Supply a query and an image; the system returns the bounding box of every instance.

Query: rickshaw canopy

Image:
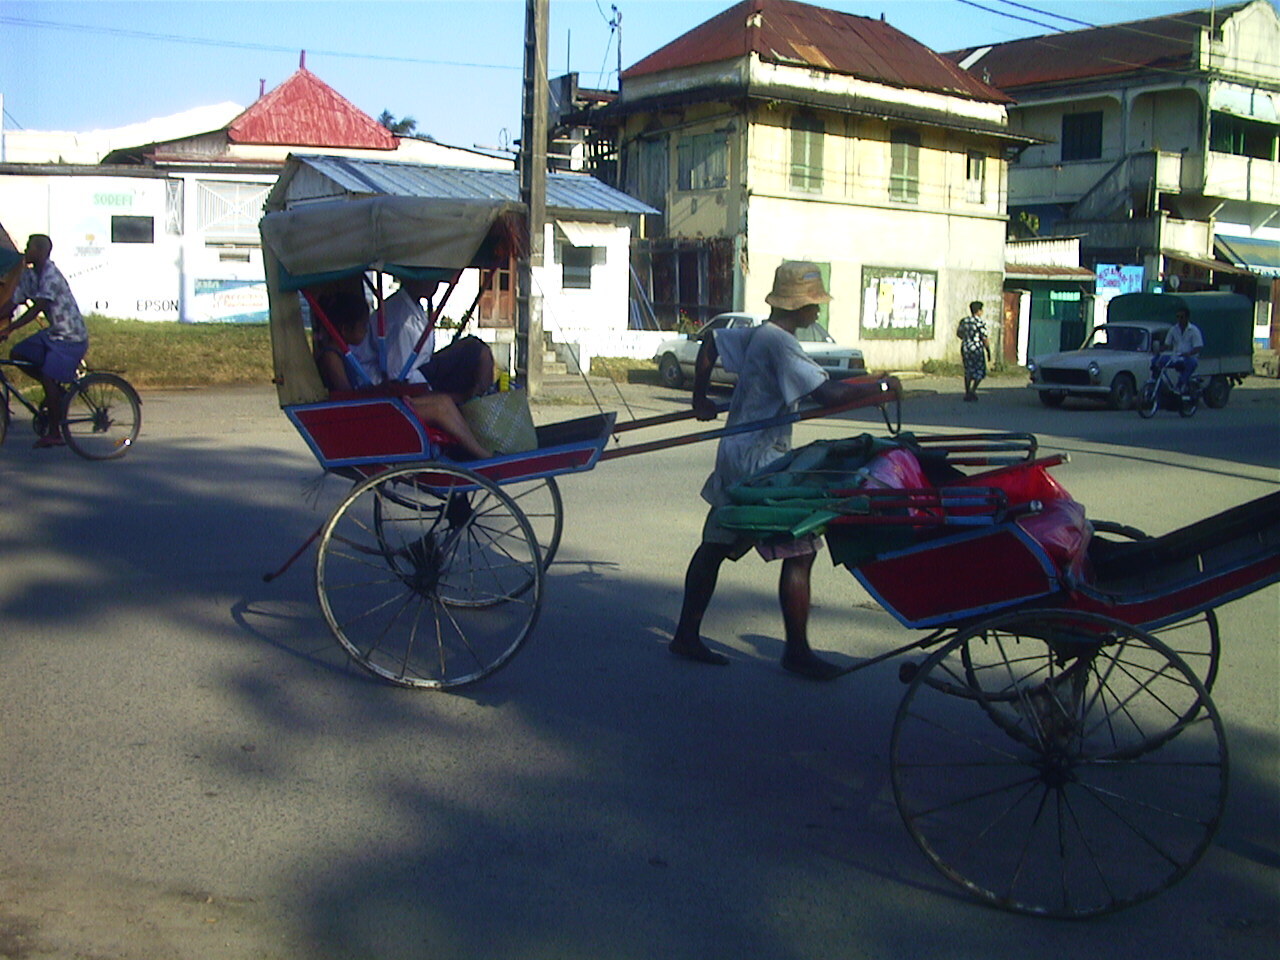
[259,195,523,290]
[259,194,523,406]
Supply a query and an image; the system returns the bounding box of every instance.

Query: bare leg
[407,392,493,460]
[670,541,733,665]
[778,553,840,680]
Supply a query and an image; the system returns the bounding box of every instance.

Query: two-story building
[950,0,1280,358]
[575,0,1034,370]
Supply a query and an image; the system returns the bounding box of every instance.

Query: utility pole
[517,0,549,396]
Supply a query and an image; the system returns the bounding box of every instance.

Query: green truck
[1028,292,1254,410]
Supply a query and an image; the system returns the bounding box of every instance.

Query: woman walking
[957,300,992,401]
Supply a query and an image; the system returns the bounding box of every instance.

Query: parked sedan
[1027,321,1167,410]
[653,312,867,389]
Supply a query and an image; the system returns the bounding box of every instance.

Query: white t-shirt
[1163,322,1204,357]
[701,321,828,507]
[379,288,437,383]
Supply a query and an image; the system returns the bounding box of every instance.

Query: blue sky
[1,1,1229,152]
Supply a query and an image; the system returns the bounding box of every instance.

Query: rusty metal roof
[228,68,397,150]
[622,0,1011,103]
[946,3,1253,90]
[285,154,657,216]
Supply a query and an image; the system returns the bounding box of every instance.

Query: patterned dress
[957,314,988,382]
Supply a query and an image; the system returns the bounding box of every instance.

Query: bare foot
[780,652,842,681]
[669,637,730,666]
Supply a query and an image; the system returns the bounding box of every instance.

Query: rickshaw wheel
[1089,520,1220,692]
[891,610,1227,918]
[317,463,543,690]
[500,477,564,571]
[372,475,562,582]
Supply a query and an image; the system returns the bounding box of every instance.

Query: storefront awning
[1216,235,1280,279]
[1004,263,1095,282]
[556,220,616,247]
[1161,251,1254,277]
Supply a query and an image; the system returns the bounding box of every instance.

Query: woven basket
[460,389,538,455]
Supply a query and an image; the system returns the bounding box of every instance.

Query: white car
[653,312,867,389]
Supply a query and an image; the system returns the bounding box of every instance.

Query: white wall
[0,173,184,320]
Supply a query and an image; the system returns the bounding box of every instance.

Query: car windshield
[1087,325,1147,352]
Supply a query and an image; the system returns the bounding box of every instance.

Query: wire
[953,0,1064,33]
[0,15,520,71]
[987,0,1096,30]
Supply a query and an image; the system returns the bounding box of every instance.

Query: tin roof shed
[268,154,656,218]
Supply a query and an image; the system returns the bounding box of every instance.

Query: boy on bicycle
[0,234,88,447]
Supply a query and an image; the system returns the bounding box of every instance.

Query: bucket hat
[764,261,832,310]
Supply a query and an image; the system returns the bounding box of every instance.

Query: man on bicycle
[1158,307,1203,398]
[0,234,88,447]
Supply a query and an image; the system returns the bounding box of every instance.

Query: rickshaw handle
[600,376,901,462]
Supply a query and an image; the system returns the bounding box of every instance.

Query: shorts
[421,336,491,397]
[11,330,87,383]
[701,505,822,562]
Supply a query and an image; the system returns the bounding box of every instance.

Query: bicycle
[0,358,141,459]
[1138,353,1202,419]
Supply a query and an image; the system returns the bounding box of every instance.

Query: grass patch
[921,358,1025,378]
[588,356,661,385]
[78,316,273,388]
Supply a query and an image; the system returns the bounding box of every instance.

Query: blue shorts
[11,330,87,382]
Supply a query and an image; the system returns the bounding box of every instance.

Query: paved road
[0,375,1276,959]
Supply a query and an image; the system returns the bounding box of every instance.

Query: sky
[0,0,1245,154]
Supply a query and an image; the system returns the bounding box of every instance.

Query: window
[676,132,727,190]
[626,135,669,208]
[790,114,824,192]
[196,179,271,244]
[561,245,595,289]
[1209,112,1277,161]
[966,151,986,203]
[111,215,154,244]
[890,129,920,203]
[1061,111,1103,161]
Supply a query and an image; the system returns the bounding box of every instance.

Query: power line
[0,15,521,72]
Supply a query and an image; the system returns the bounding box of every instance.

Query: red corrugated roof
[227,67,396,149]
[946,3,1253,90]
[622,0,1011,103]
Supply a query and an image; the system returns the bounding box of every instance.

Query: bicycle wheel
[317,463,543,690]
[1178,391,1199,418]
[60,373,141,459]
[891,610,1227,918]
[1137,379,1159,418]
[1089,521,1220,691]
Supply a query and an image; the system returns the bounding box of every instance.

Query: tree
[377,110,418,136]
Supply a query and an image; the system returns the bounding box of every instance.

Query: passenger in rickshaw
[312,286,495,460]
[382,277,495,401]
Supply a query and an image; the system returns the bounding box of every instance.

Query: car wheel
[1203,376,1230,409]
[658,353,685,389]
[1108,373,1137,410]
[1038,390,1065,408]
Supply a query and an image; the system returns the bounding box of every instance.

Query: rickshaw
[259,190,901,690]
[260,191,1279,919]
